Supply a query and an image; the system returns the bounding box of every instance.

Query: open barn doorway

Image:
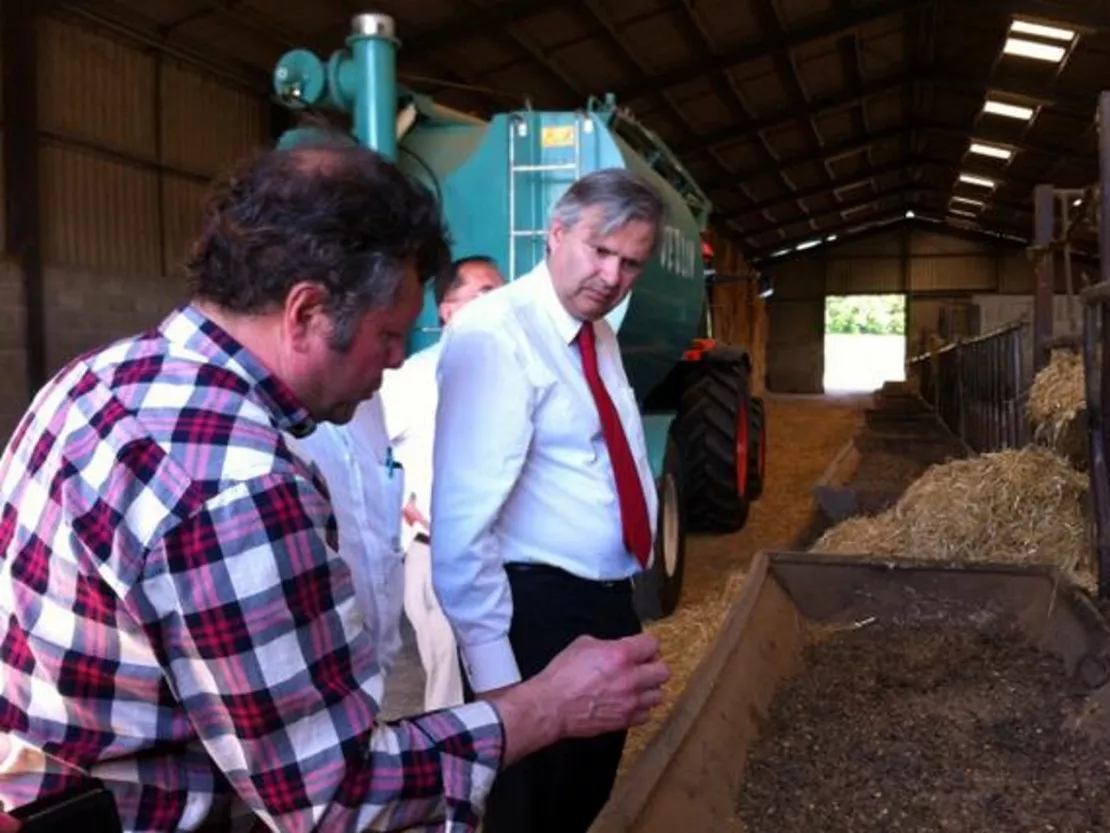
[823,294,907,392]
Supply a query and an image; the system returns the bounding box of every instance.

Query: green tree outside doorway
[825,294,906,336]
[824,294,907,392]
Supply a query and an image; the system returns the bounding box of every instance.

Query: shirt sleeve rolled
[136,471,505,832]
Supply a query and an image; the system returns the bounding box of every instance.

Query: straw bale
[812,446,1093,587]
[809,513,904,557]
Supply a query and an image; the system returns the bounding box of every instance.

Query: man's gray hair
[550,169,666,245]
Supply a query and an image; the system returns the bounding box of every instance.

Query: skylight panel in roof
[1010,19,1076,42]
[959,173,996,189]
[969,142,1013,161]
[1003,37,1067,62]
[983,100,1035,120]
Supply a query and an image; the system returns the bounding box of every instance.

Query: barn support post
[1032,184,1055,375]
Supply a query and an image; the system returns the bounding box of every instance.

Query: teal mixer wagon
[271,12,767,619]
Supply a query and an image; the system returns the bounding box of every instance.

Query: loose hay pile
[812,446,1095,590]
[621,568,746,765]
[1029,350,1088,471]
[812,513,904,556]
[1029,349,1085,430]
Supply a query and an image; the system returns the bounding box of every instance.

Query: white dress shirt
[430,260,658,692]
[286,395,406,698]
[379,342,441,553]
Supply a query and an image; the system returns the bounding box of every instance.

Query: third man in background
[431,169,665,833]
[379,255,506,712]
[285,393,406,702]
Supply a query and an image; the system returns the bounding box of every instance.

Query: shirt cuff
[413,700,507,823]
[460,637,522,692]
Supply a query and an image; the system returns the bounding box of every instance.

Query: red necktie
[576,322,652,567]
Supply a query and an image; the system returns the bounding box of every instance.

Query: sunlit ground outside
[824,333,906,392]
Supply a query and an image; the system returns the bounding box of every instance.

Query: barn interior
[3,1,1110,830]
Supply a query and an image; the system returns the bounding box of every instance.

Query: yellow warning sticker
[541,125,576,147]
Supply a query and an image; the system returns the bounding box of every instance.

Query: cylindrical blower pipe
[350,13,399,161]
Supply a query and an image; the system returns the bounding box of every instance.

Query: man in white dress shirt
[379,255,506,712]
[431,169,664,833]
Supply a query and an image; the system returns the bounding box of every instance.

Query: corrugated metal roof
[12,0,1110,274]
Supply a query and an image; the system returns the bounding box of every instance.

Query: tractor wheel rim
[736,398,750,496]
[758,420,767,478]
[662,472,680,577]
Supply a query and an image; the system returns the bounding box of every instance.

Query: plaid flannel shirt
[0,304,505,832]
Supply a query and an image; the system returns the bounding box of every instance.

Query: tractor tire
[675,358,754,533]
[632,434,687,622]
[746,396,767,502]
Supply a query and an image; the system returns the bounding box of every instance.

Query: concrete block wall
[0,13,268,449]
[42,267,188,375]
[0,265,188,449]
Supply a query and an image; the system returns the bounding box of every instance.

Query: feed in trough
[737,623,1110,833]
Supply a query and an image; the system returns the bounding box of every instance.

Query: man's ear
[438,299,456,326]
[283,282,332,353]
[548,220,568,250]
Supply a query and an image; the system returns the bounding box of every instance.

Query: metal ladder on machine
[507,113,585,279]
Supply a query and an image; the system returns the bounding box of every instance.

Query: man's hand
[538,634,669,737]
[490,633,670,765]
[0,812,20,832]
[402,497,430,531]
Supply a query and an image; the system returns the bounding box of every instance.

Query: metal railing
[1074,87,1110,600]
[905,90,1110,600]
[906,321,1032,454]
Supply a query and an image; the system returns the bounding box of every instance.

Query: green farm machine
[271,12,767,619]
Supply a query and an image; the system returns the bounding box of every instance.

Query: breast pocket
[378,463,405,554]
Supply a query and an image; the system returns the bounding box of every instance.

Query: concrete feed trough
[589,551,1110,833]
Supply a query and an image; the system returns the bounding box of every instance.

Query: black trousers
[470,563,642,833]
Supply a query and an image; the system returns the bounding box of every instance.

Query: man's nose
[599,256,622,285]
[385,345,406,370]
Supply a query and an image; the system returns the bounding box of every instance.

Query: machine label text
[658,225,699,279]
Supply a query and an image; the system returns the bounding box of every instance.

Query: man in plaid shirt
[0,141,669,831]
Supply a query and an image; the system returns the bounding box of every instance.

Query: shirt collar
[159,303,317,439]
[531,259,584,345]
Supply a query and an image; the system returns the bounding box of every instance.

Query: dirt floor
[738,624,1110,833]
[619,393,866,770]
